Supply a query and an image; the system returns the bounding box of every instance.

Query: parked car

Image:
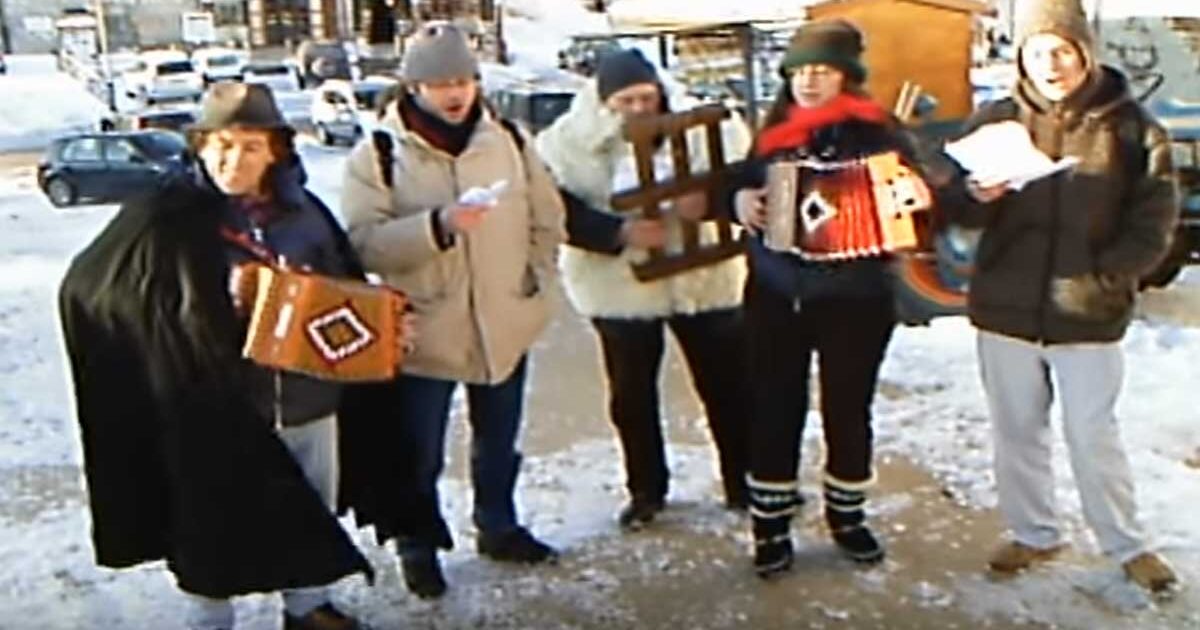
[295,40,355,89]
[124,106,197,132]
[242,62,302,93]
[124,51,205,105]
[37,131,189,207]
[489,84,575,133]
[191,47,248,84]
[311,77,397,145]
[1141,122,1200,288]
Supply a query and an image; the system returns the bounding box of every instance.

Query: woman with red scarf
[729,19,925,578]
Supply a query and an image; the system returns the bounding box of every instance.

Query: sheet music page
[944,121,1079,191]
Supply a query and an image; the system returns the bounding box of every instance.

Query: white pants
[977,330,1148,563]
[185,415,340,630]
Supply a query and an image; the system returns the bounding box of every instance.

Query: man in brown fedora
[59,83,385,629]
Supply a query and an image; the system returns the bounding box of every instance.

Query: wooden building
[806,0,991,120]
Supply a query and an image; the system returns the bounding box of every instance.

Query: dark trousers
[592,308,750,503]
[746,285,894,486]
[392,358,528,553]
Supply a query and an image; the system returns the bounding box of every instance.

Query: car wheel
[45,178,76,207]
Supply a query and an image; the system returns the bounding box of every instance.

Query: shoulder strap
[497,118,526,152]
[371,130,395,189]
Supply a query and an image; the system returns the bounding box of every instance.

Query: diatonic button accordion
[238,263,407,382]
[763,151,933,260]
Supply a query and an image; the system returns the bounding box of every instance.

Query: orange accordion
[764,151,933,260]
[237,262,407,382]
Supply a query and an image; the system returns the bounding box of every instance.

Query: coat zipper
[1035,120,1066,343]
[449,161,495,382]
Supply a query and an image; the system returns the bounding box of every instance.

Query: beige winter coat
[534,82,750,319]
[341,103,566,384]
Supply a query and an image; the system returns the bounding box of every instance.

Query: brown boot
[1123,552,1179,594]
[987,541,1065,575]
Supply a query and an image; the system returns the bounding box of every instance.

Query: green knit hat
[779,19,867,84]
[1015,0,1096,72]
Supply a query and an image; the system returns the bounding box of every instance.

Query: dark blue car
[37,130,188,207]
[1143,117,1200,287]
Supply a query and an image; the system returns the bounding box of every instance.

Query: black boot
[399,549,447,600]
[618,495,665,530]
[824,479,884,565]
[477,526,559,564]
[748,476,799,578]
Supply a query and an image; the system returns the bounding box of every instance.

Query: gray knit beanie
[1015,0,1096,71]
[401,21,480,83]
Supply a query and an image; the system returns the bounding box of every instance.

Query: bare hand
[439,203,489,235]
[966,178,1011,204]
[735,187,768,234]
[620,218,668,250]
[396,309,417,362]
[673,191,708,221]
[229,262,259,316]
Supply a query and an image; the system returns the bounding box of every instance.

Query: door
[103,138,156,200]
[58,137,107,200]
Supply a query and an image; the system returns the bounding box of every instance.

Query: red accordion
[237,262,407,382]
[764,151,932,260]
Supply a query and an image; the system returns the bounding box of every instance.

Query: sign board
[182,12,217,45]
[24,16,56,35]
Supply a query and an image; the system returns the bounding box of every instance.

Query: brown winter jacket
[946,67,1179,344]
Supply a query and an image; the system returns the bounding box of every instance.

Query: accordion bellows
[240,263,407,382]
[764,151,932,260]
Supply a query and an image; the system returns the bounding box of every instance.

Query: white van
[311,77,397,145]
[124,50,205,104]
[192,48,248,84]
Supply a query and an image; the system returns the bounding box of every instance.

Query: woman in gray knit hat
[946,0,1179,594]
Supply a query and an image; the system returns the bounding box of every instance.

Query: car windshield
[208,55,240,67]
[133,132,187,158]
[353,85,386,109]
[157,61,194,74]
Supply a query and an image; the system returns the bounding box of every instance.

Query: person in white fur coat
[535,49,752,529]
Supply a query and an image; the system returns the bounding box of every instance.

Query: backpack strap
[371,130,395,189]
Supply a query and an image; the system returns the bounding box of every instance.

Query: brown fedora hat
[190,82,290,131]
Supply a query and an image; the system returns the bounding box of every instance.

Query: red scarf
[755,94,889,157]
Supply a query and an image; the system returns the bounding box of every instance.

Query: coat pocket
[1050,273,1134,321]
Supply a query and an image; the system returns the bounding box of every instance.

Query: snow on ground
[0,56,109,153]
[1,141,1199,627]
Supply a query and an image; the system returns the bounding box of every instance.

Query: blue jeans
[394,358,528,554]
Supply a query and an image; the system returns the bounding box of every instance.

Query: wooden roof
[806,0,993,16]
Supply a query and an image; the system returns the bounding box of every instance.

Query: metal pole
[94,0,116,113]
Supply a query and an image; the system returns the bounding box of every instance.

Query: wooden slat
[610,171,726,211]
[623,104,729,142]
[632,238,746,282]
[668,131,699,252]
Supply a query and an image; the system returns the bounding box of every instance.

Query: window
[323,91,350,106]
[61,138,102,162]
[104,140,140,163]
[157,61,195,75]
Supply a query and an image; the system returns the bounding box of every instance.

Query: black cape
[58,173,402,597]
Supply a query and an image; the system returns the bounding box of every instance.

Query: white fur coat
[534,82,750,319]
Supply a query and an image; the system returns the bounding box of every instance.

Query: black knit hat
[780,19,867,83]
[190,82,290,131]
[595,49,661,100]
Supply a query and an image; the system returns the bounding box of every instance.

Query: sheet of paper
[944,120,1079,190]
